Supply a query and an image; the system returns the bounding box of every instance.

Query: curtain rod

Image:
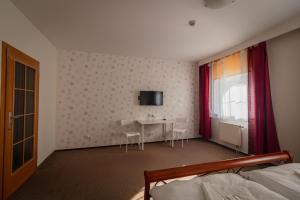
[211,51,240,63]
[210,48,249,64]
[208,42,261,66]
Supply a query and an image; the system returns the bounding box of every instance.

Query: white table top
[136,119,175,125]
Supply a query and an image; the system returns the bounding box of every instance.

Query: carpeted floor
[9,139,244,200]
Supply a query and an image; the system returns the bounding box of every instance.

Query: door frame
[0,42,9,200]
[0,42,40,199]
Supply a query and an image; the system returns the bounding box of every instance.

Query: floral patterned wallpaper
[56,50,199,149]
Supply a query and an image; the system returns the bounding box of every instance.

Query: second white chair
[173,118,188,148]
[120,120,141,152]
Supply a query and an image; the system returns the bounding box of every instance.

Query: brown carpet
[9,139,244,200]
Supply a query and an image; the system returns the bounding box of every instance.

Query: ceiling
[11,0,300,61]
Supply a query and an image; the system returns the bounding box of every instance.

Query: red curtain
[248,42,280,154]
[199,64,211,139]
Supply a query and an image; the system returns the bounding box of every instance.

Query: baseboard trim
[37,150,55,167]
[54,137,249,156]
[55,137,201,152]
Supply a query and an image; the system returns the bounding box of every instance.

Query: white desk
[136,119,175,150]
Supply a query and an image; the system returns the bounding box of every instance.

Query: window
[210,51,248,122]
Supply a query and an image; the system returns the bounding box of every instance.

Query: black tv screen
[139,91,163,106]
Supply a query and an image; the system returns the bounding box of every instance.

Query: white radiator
[219,122,242,147]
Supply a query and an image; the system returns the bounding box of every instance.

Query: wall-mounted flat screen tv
[138,91,163,106]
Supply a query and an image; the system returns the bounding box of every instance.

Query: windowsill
[210,117,248,126]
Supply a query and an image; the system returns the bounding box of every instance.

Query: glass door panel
[26,68,35,90]
[25,91,34,114]
[25,115,34,138]
[13,116,24,144]
[12,143,23,172]
[24,138,33,163]
[12,63,36,172]
[14,90,24,116]
[14,62,25,89]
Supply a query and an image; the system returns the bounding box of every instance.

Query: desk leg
[141,124,145,150]
[171,122,174,148]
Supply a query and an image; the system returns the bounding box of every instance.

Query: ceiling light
[203,0,237,9]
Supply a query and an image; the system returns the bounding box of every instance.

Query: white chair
[120,120,141,152]
[173,118,188,148]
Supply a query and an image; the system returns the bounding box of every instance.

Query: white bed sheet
[240,163,300,200]
[150,173,287,200]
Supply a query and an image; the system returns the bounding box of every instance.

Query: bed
[240,163,300,199]
[150,173,287,200]
[144,151,294,200]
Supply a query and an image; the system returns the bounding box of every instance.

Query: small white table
[136,119,175,150]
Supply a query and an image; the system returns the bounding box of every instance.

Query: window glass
[210,51,248,123]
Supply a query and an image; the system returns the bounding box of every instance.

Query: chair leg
[172,132,177,147]
[181,138,184,148]
[173,132,175,148]
[138,136,141,150]
[126,137,128,152]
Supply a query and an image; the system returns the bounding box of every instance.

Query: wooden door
[1,42,39,199]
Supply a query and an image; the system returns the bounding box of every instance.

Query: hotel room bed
[144,151,295,200]
[240,163,300,200]
[150,173,287,200]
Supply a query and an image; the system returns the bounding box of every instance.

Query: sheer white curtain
[210,50,248,123]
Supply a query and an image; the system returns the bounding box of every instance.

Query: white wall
[0,0,57,165]
[56,50,199,149]
[267,28,300,162]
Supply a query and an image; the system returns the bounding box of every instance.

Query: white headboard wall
[56,50,199,149]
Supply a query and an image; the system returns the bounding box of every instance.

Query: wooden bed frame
[144,151,293,200]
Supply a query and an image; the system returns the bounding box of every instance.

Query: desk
[136,119,175,150]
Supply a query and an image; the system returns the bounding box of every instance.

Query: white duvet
[202,182,256,200]
[150,173,287,200]
[240,163,300,200]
